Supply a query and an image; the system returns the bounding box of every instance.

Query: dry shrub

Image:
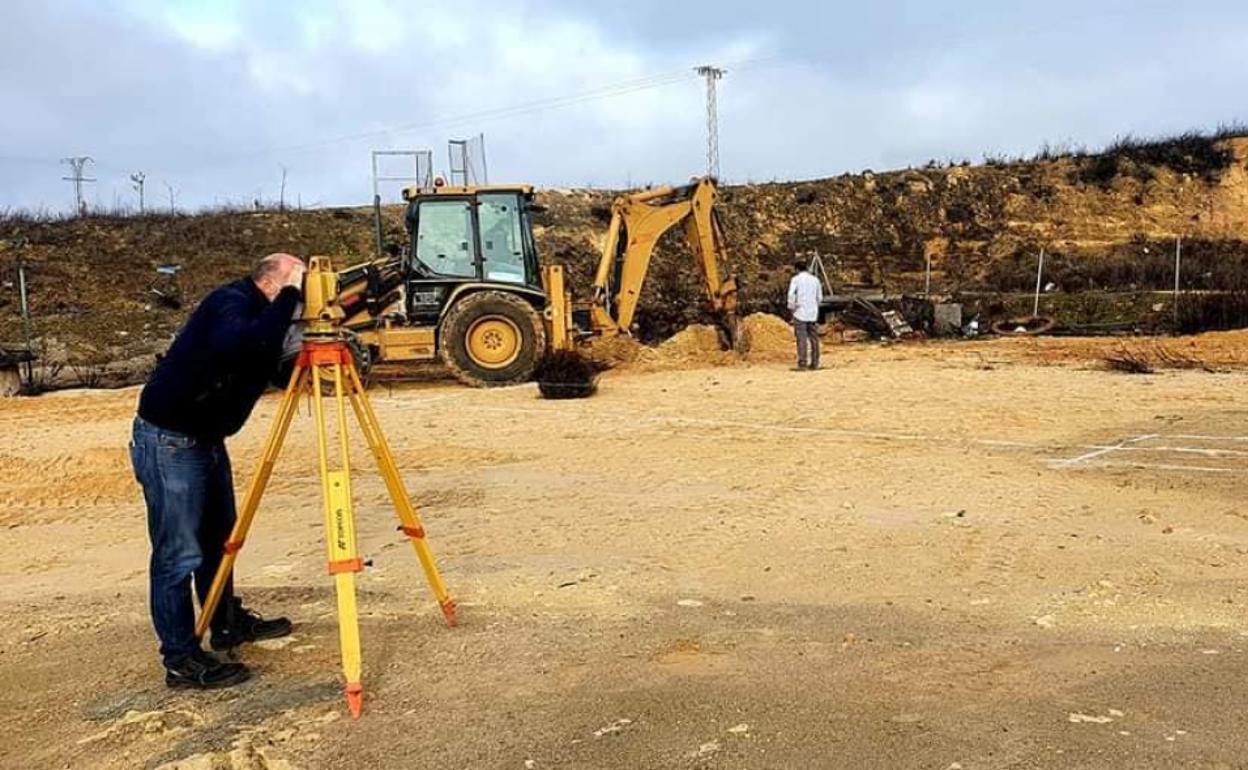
[1071,128,1244,188]
[1104,342,1215,374]
[1104,349,1154,374]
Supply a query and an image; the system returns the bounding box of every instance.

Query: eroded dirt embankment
[3,136,1247,382]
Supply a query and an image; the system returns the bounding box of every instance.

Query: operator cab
[398,183,542,324]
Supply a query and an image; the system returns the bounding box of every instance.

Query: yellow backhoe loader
[333,176,738,386]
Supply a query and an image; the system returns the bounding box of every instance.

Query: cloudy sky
[2,0,1246,213]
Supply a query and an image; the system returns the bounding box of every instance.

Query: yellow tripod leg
[344,363,457,626]
[196,363,307,639]
[312,360,366,718]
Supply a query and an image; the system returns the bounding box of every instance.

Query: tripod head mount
[301,256,347,339]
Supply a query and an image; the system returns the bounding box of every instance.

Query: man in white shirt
[787,260,823,370]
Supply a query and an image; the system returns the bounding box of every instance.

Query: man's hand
[283,261,306,291]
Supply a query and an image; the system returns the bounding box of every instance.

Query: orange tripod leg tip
[345,683,364,718]
[440,599,458,627]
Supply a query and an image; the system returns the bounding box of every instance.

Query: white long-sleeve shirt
[787,270,822,323]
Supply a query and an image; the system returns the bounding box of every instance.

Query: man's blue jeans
[130,416,236,665]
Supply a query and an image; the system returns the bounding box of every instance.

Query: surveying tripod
[194,256,456,718]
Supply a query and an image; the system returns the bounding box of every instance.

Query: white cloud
[148,0,245,51]
[1,0,1246,212]
[337,0,413,55]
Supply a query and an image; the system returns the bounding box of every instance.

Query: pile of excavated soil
[582,314,816,372]
[738,312,799,361]
[634,324,738,370]
[582,335,644,368]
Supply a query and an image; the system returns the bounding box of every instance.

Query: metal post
[925,251,933,299]
[1173,236,1182,329]
[448,140,475,186]
[1032,248,1045,317]
[373,195,384,258]
[478,133,489,185]
[370,153,383,257]
[17,257,34,387]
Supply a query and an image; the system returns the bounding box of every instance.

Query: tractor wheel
[344,331,374,388]
[440,291,545,387]
[316,331,373,396]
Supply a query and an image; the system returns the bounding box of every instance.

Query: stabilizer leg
[344,363,457,626]
[312,360,366,718]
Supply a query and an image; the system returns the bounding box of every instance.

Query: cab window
[477,193,526,284]
[415,200,477,278]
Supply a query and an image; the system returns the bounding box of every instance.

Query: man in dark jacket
[132,253,305,689]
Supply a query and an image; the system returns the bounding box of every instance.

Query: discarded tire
[990,315,1057,336]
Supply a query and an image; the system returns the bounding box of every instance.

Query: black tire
[439,290,545,387]
[316,331,373,396]
[345,331,374,388]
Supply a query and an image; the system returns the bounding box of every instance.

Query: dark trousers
[130,417,236,665]
[794,321,821,368]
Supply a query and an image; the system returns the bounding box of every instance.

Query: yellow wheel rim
[466,316,522,369]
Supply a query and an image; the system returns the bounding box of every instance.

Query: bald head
[251,253,305,301]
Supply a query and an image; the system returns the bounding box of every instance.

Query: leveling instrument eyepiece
[195,256,456,718]
[300,255,347,337]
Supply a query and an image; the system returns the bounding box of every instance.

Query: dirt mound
[635,324,738,370]
[738,313,797,361]
[583,335,644,368]
[589,314,809,372]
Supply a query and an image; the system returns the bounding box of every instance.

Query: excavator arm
[588,177,739,346]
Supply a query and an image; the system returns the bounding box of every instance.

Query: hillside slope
[2,135,1246,377]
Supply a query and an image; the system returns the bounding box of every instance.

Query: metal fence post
[924,250,932,299]
[1172,235,1182,330]
[1032,248,1046,317]
[17,256,35,388]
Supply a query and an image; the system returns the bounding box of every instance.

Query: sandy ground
[2,336,1248,769]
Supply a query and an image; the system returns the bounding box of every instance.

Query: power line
[164,59,803,175]
[0,154,60,164]
[8,55,786,202]
[60,156,95,216]
[199,68,702,168]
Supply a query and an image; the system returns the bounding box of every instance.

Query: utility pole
[694,65,725,179]
[130,171,146,214]
[61,156,95,216]
[164,181,178,214]
[279,165,288,211]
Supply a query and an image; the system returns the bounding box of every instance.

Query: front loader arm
[589,177,739,344]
